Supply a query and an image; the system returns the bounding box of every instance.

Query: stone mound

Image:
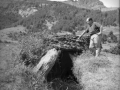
[46,35,90,51]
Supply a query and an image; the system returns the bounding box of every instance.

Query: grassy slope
[0,42,21,89]
[0,42,48,90]
[73,26,119,90]
[0,26,27,43]
[0,41,119,90]
[0,24,119,89]
[73,51,120,90]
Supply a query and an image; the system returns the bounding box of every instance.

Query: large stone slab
[33,48,60,77]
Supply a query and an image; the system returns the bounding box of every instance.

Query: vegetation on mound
[19,32,49,66]
[19,32,90,67]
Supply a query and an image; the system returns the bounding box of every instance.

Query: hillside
[64,0,105,10]
[0,0,119,34]
[0,0,51,29]
[64,0,119,11]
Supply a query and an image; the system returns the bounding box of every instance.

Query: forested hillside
[65,0,105,10]
[0,0,119,33]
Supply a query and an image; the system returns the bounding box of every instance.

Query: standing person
[77,17,103,57]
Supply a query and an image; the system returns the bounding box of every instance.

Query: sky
[50,0,119,7]
[99,0,119,7]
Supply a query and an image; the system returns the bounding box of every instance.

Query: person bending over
[77,17,103,57]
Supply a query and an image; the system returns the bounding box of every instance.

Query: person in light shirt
[77,17,103,57]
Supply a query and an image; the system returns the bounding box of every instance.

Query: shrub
[19,31,52,66]
[102,34,107,44]
[107,31,118,43]
[103,43,120,55]
[8,31,27,41]
[20,33,45,66]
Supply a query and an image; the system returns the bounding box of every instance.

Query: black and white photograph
[0,0,119,90]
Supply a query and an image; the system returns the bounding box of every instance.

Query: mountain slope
[0,0,119,32]
[64,0,105,10]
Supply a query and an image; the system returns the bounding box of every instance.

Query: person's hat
[86,17,93,22]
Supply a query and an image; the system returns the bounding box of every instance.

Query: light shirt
[86,22,101,36]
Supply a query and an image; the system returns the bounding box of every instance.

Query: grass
[0,42,119,90]
[0,30,54,90]
[0,39,48,90]
[0,42,49,90]
[73,51,120,90]
[0,64,49,90]
[0,25,119,90]
[0,26,27,43]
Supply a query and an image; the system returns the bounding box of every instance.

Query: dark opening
[46,49,82,83]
